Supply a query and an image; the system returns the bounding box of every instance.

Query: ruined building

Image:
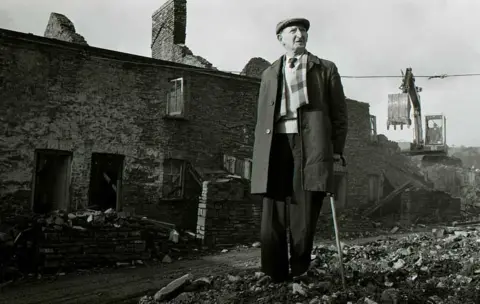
[0,0,459,240]
[0,6,259,233]
[151,0,214,69]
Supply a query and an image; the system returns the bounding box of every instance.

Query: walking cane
[329,156,347,291]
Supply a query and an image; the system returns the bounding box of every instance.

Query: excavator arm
[401,68,424,148]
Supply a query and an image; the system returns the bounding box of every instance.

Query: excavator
[387,68,461,166]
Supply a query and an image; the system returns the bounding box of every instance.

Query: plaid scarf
[279,52,309,118]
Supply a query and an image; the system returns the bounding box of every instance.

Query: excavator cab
[424,115,447,152]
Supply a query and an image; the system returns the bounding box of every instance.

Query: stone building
[0,9,259,230]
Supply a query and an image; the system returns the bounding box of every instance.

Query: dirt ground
[0,233,423,304]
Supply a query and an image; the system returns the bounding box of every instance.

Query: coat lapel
[307,52,321,72]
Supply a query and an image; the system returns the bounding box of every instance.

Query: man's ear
[276,34,283,43]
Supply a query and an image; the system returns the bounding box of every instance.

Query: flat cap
[276,18,310,35]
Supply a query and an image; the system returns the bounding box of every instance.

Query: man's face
[277,25,308,53]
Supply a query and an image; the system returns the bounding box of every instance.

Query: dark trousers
[261,133,325,281]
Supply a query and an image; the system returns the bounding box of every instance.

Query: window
[369,115,378,142]
[162,159,185,199]
[223,155,252,180]
[166,78,185,117]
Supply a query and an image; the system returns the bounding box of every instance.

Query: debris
[292,282,307,296]
[0,208,198,283]
[432,228,445,238]
[390,226,400,234]
[227,274,241,282]
[138,226,480,303]
[252,241,261,248]
[162,255,172,263]
[169,229,179,243]
[153,273,193,302]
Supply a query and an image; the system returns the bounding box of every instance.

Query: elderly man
[251,18,348,282]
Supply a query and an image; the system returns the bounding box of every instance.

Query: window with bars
[166,78,185,117]
[162,159,185,199]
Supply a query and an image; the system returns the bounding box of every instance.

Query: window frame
[162,158,186,199]
[165,77,185,118]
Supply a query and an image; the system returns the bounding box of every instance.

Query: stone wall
[341,99,420,207]
[241,57,271,78]
[400,189,462,225]
[196,179,261,247]
[0,29,259,216]
[44,13,88,45]
[151,0,214,68]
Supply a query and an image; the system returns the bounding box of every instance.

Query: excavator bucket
[387,93,412,130]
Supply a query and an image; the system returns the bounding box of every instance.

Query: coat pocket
[301,110,333,162]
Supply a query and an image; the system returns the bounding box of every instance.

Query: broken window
[32,149,73,214]
[369,115,377,142]
[223,155,252,180]
[88,153,124,211]
[163,159,185,199]
[166,77,185,117]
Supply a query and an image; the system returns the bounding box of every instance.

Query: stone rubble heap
[139,226,480,304]
[0,208,198,283]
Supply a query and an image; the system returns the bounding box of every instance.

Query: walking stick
[329,156,347,291]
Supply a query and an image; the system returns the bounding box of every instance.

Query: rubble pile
[140,226,480,303]
[316,208,389,240]
[0,209,199,282]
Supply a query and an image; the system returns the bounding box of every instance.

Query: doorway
[32,149,72,213]
[88,153,124,211]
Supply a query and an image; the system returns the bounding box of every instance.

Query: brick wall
[196,179,261,247]
[151,0,213,68]
[0,29,259,216]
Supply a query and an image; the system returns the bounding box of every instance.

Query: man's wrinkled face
[277,25,308,53]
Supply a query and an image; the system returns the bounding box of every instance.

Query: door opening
[88,153,124,211]
[32,149,72,213]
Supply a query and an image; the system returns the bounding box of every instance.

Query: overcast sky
[0,0,478,146]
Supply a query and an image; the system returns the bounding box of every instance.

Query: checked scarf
[278,52,309,119]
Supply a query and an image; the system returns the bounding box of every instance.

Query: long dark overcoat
[250,53,348,195]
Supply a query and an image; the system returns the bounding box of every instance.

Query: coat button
[266,129,271,134]
[270,100,275,106]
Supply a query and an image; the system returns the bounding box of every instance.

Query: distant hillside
[449,146,480,168]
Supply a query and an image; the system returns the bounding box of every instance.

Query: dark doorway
[32,149,73,213]
[88,153,124,211]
